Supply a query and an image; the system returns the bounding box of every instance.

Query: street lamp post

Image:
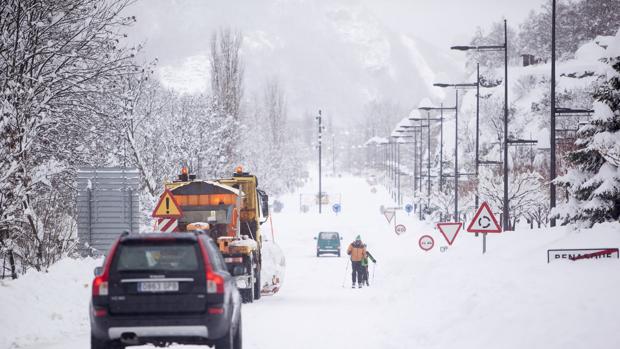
[454,90,459,222]
[434,78,478,222]
[408,118,436,213]
[550,0,557,227]
[316,110,323,214]
[397,126,425,215]
[414,110,448,197]
[452,19,509,230]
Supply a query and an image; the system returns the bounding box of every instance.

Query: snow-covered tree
[0,0,138,276]
[210,28,244,175]
[517,0,620,61]
[240,78,306,195]
[479,167,547,229]
[554,46,620,226]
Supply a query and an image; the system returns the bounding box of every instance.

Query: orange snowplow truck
[163,166,270,303]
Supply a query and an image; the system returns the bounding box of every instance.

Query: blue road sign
[405,204,413,214]
[332,203,341,213]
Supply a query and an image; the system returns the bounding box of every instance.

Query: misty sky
[126,0,546,66]
[122,0,548,120]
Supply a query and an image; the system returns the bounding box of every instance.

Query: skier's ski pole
[341,260,350,288]
[372,263,376,283]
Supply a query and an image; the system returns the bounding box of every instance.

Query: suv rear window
[115,243,200,272]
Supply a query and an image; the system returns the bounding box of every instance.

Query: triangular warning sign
[466,202,502,233]
[384,210,395,223]
[152,189,183,218]
[437,222,462,245]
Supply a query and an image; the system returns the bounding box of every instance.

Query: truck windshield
[320,232,339,240]
[182,205,231,225]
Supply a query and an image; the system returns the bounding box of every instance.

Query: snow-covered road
[2,175,620,349]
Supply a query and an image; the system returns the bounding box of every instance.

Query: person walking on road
[361,249,376,286]
[347,235,367,288]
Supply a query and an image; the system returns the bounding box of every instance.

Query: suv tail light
[207,272,224,294]
[92,238,121,297]
[93,275,109,296]
[198,239,224,295]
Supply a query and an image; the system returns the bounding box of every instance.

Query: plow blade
[260,239,286,296]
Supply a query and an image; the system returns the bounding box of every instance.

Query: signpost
[467,202,501,254]
[547,248,619,263]
[395,224,406,235]
[419,235,434,251]
[437,222,462,246]
[152,189,183,233]
[332,203,341,215]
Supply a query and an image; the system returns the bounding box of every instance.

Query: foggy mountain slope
[127,0,462,123]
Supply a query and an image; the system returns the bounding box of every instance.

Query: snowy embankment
[1,175,619,349]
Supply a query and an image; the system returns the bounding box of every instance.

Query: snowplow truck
[164,166,272,303]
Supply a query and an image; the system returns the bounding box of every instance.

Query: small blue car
[314,232,342,257]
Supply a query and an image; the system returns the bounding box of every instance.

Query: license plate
[138,281,179,293]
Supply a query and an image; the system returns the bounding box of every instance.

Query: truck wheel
[241,259,254,303]
[253,267,261,300]
[240,289,253,303]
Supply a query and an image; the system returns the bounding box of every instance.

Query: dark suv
[90,232,242,349]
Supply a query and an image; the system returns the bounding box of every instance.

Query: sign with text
[419,235,434,251]
[395,224,406,235]
[547,248,619,263]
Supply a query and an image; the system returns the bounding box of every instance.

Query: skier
[360,250,376,286]
[347,235,367,288]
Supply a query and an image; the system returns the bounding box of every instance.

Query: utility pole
[397,142,401,205]
[332,133,336,175]
[427,112,431,208]
[475,62,480,209]
[450,20,509,229]
[454,89,459,222]
[439,105,444,192]
[413,130,418,194]
[502,19,510,231]
[316,110,323,214]
[550,0,557,227]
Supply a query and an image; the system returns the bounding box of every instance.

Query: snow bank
[0,257,102,349]
[1,175,619,349]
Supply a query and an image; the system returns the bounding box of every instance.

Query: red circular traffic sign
[395,224,406,235]
[419,235,434,251]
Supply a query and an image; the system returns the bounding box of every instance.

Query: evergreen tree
[517,0,620,61]
[554,42,620,225]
